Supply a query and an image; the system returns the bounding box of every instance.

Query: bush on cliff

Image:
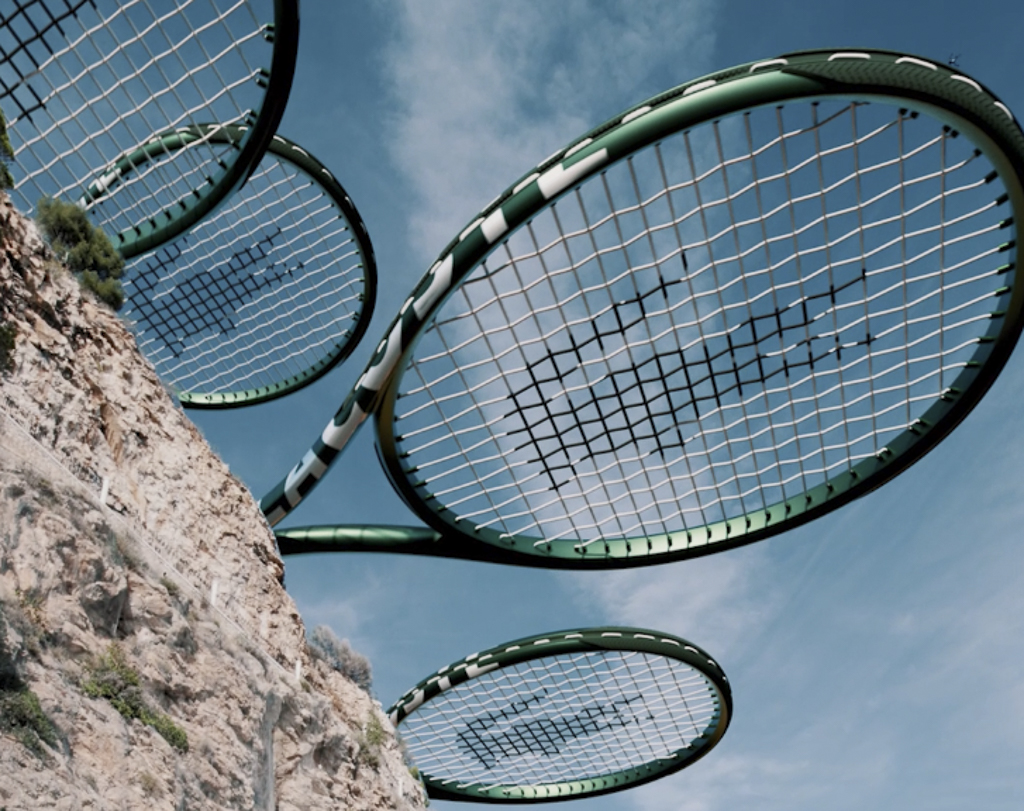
[82,644,188,752]
[36,197,125,311]
[308,624,372,692]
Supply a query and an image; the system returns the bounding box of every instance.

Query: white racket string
[124,140,369,399]
[0,0,280,248]
[398,650,719,791]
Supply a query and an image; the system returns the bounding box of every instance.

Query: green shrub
[0,615,59,757]
[0,106,13,190]
[356,712,386,769]
[307,625,372,691]
[36,197,125,310]
[0,321,15,375]
[0,688,59,756]
[83,644,188,752]
[147,712,188,752]
[364,713,386,748]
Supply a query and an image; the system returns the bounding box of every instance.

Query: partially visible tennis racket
[120,125,376,408]
[387,626,731,804]
[0,0,298,258]
[266,49,1024,568]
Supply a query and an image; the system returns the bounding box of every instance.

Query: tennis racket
[387,626,731,804]
[0,0,298,258]
[120,125,377,408]
[266,49,1024,569]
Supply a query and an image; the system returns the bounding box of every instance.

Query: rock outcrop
[0,194,425,810]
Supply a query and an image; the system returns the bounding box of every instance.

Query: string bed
[393,99,1012,549]
[123,138,370,402]
[0,0,279,248]
[398,649,721,793]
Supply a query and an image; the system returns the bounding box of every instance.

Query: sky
[188,2,1024,810]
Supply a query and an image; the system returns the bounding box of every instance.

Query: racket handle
[276,525,442,555]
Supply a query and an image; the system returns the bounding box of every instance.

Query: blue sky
[190,2,1024,809]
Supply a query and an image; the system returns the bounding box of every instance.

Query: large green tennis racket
[387,627,731,803]
[0,0,298,258]
[268,49,1024,568]
[121,126,377,408]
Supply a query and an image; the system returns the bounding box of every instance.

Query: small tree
[0,106,13,190]
[307,625,372,692]
[36,197,125,310]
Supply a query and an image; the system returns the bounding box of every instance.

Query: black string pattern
[129,228,296,357]
[456,689,648,769]
[507,264,871,491]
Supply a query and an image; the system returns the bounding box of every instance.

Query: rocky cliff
[0,194,425,811]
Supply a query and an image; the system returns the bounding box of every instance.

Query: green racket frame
[97,0,297,259]
[387,627,732,803]
[119,124,378,409]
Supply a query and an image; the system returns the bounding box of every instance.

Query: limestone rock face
[0,196,425,810]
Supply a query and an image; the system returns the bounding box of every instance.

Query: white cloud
[563,543,781,659]
[383,0,717,261]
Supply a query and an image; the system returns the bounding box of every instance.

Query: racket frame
[387,626,732,803]
[120,124,378,408]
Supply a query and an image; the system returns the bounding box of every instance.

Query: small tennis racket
[266,49,1024,568]
[120,125,377,408]
[387,626,731,804]
[0,0,298,258]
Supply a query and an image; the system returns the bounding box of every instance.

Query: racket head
[120,125,377,408]
[0,0,298,258]
[355,48,1024,567]
[388,627,731,804]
